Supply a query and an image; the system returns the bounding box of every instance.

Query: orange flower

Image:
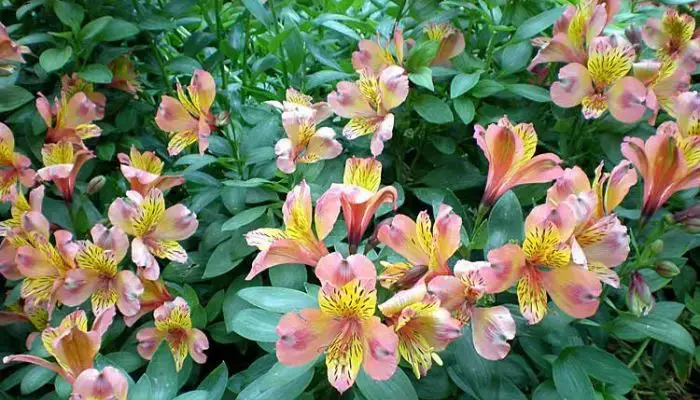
[0,123,35,200]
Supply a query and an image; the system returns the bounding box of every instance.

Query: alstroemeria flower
[352,27,406,74]
[276,253,398,393]
[316,157,398,251]
[16,212,93,311]
[108,189,198,280]
[0,186,44,280]
[662,91,700,138]
[36,91,102,146]
[37,142,94,201]
[118,146,185,196]
[529,0,611,69]
[275,108,342,174]
[427,260,516,360]
[108,55,141,96]
[474,116,563,207]
[245,181,330,279]
[265,88,332,123]
[60,74,106,120]
[377,204,461,284]
[424,22,465,66]
[70,224,144,316]
[124,276,173,327]
[480,203,602,324]
[0,123,36,200]
[633,60,690,123]
[136,297,209,371]
[0,22,30,64]
[328,66,408,155]
[551,36,647,123]
[378,283,461,378]
[155,69,217,156]
[642,9,700,72]
[71,366,128,400]
[3,307,115,383]
[622,126,700,219]
[546,162,636,288]
[0,297,49,349]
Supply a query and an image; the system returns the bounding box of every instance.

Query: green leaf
[20,365,55,395]
[321,20,361,41]
[79,16,112,40]
[471,80,506,98]
[238,362,315,400]
[269,264,308,290]
[224,178,272,187]
[405,40,439,71]
[221,206,267,231]
[450,72,481,98]
[512,6,567,42]
[572,346,638,393]
[203,238,242,279]
[553,349,596,400]
[453,97,475,125]
[238,287,317,313]
[230,309,281,342]
[197,362,228,400]
[0,85,34,112]
[40,47,73,72]
[94,19,139,42]
[146,343,178,400]
[242,0,272,27]
[413,94,454,124]
[78,64,113,83]
[507,84,551,102]
[430,136,456,154]
[356,368,418,400]
[53,0,84,31]
[408,67,434,91]
[532,380,561,400]
[173,391,209,400]
[486,191,524,253]
[306,70,353,91]
[610,314,695,354]
[129,374,153,400]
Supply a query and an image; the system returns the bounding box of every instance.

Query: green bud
[655,261,680,278]
[650,239,664,255]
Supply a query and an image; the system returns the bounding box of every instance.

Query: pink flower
[479,203,602,324]
[378,283,462,378]
[377,204,461,284]
[328,66,408,155]
[68,224,144,316]
[37,142,94,201]
[245,181,330,279]
[427,260,516,361]
[474,116,563,206]
[155,69,217,156]
[124,276,173,327]
[3,307,115,383]
[108,189,198,280]
[274,108,342,174]
[136,297,209,371]
[0,23,30,63]
[0,123,36,200]
[316,157,398,251]
[424,23,465,66]
[0,186,44,280]
[265,88,332,123]
[352,27,406,74]
[621,123,700,219]
[276,253,398,393]
[71,366,128,400]
[642,8,700,73]
[550,36,647,123]
[118,146,185,196]
[632,60,690,124]
[108,55,141,96]
[36,90,103,146]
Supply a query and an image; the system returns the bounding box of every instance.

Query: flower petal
[480,244,527,294]
[377,215,431,267]
[378,66,408,111]
[276,308,336,366]
[361,316,399,381]
[516,267,548,325]
[115,270,145,317]
[551,63,593,108]
[188,328,209,364]
[471,306,516,360]
[315,252,377,288]
[152,204,198,241]
[155,96,198,133]
[541,264,602,319]
[328,81,374,119]
[607,76,647,124]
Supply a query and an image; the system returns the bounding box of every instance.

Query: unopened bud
[87,176,106,194]
[626,272,655,317]
[396,264,429,290]
[663,212,675,225]
[655,261,680,278]
[673,204,700,233]
[650,239,664,255]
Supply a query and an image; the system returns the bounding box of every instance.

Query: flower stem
[627,338,650,368]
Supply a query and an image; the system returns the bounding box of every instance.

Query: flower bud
[625,25,642,50]
[673,204,700,233]
[650,239,664,255]
[87,175,106,194]
[654,261,680,278]
[626,272,655,317]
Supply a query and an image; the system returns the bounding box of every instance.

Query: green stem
[465,204,489,259]
[627,338,650,368]
[268,0,290,88]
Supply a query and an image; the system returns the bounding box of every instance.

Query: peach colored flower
[155,69,216,156]
[474,116,563,206]
[642,8,700,72]
[118,146,184,196]
[71,366,128,400]
[0,22,30,74]
[274,108,342,174]
[265,87,332,123]
[352,27,406,74]
[124,276,173,327]
[108,189,198,280]
[632,59,690,124]
[245,181,330,279]
[37,141,94,201]
[328,66,408,155]
[276,253,398,393]
[36,92,103,146]
[108,55,141,95]
[136,297,209,371]
[424,22,465,66]
[0,186,44,280]
[0,123,35,200]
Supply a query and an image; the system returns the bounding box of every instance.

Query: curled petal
[361,317,399,381]
[607,76,647,124]
[276,309,336,366]
[378,66,408,111]
[189,69,216,114]
[2,355,65,379]
[471,306,516,360]
[377,214,431,267]
[327,81,374,119]
[303,127,343,164]
[433,204,462,269]
[136,327,164,361]
[604,161,637,214]
[426,276,464,311]
[551,63,593,108]
[541,264,602,319]
[370,114,394,156]
[131,238,160,280]
[56,268,96,307]
[480,244,527,294]
[152,204,198,241]
[188,328,209,364]
[315,252,377,288]
[352,39,388,74]
[378,283,428,316]
[72,366,128,400]
[155,96,199,133]
[314,186,342,241]
[115,270,144,317]
[107,198,137,236]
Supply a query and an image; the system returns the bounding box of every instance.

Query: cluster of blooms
[0,63,208,398]
[535,0,697,124]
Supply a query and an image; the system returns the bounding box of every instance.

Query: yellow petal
[517,268,548,324]
[326,330,364,393]
[343,157,381,192]
[76,242,117,276]
[133,190,165,236]
[319,279,376,320]
[523,223,571,269]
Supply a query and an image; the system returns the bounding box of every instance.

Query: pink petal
[188,328,209,364]
[604,161,637,214]
[512,153,564,187]
[607,76,647,124]
[131,237,160,280]
[315,252,377,288]
[378,66,408,111]
[155,96,198,133]
[551,63,594,108]
[91,225,129,263]
[378,283,428,316]
[352,39,387,74]
[246,239,326,280]
[433,204,462,270]
[305,127,343,163]
[377,214,431,267]
[314,186,342,240]
[275,138,296,174]
[36,94,53,127]
[115,270,144,317]
[541,264,602,319]
[546,166,592,205]
[152,204,198,241]
[480,244,527,294]
[107,198,137,236]
[276,309,336,365]
[136,327,164,360]
[327,81,374,119]
[471,306,515,360]
[189,69,216,114]
[370,114,393,156]
[72,367,128,400]
[426,276,465,311]
[361,317,399,381]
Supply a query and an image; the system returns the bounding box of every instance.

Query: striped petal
[517,267,548,325]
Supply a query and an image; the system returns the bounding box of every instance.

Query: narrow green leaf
[507,84,551,102]
[241,0,272,27]
[610,314,695,354]
[20,366,55,395]
[572,346,638,393]
[221,206,267,231]
[306,70,353,91]
[238,287,317,313]
[512,6,567,42]
[230,309,281,342]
